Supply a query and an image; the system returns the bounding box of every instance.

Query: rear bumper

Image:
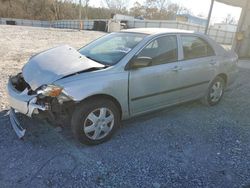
[7,79,48,138]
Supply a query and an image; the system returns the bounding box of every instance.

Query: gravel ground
[1,25,250,188]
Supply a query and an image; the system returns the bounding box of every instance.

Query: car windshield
[79,32,147,66]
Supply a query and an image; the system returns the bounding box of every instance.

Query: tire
[71,98,120,145]
[202,76,226,106]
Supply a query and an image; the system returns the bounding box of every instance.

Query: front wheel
[202,76,225,106]
[71,98,120,145]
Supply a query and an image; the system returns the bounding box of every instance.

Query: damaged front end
[7,73,73,138]
[7,45,106,138]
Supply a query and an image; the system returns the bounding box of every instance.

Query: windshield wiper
[85,56,110,67]
[85,56,102,64]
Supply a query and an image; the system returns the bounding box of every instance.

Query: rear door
[176,35,217,101]
[128,35,182,116]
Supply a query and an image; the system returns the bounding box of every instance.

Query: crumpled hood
[22,45,104,90]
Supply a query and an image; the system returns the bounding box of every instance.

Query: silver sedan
[7,28,238,145]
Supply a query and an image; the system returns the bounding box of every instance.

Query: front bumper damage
[9,108,26,138]
[7,78,48,138]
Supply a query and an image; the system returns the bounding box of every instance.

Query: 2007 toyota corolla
[7,28,238,145]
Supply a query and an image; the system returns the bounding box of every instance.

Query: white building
[113,14,135,21]
[212,23,237,32]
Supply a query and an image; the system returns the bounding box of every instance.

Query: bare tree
[155,0,168,15]
[197,13,206,18]
[129,1,145,17]
[103,0,130,13]
[0,0,192,21]
[223,14,237,24]
[143,0,192,20]
[51,0,60,20]
[144,0,159,19]
[84,0,90,19]
[0,0,13,17]
[169,3,191,15]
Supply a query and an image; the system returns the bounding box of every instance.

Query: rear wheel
[71,98,120,145]
[202,76,225,106]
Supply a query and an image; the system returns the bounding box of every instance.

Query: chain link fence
[127,20,235,45]
[0,17,235,45]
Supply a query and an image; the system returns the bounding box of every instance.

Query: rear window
[181,36,215,60]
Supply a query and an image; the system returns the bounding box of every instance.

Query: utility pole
[205,0,215,35]
[79,0,82,30]
[79,0,82,20]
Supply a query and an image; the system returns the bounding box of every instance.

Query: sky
[88,0,242,24]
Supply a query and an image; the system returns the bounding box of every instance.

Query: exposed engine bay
[9,73,74,126]
[10,73,29,93]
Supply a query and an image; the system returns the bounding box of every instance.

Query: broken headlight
[37,85,63,97]
[37,85,72,104]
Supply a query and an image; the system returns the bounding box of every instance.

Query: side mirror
[129,56,152,69]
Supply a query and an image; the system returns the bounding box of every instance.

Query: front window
[79,32,147,66]
[138,35,178,66]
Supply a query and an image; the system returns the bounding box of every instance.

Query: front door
[128,35,182,116]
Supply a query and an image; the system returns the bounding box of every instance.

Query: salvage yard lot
[1,25,250,187]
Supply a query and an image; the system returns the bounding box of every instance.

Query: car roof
[120,28,195,35]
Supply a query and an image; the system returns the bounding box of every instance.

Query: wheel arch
[79,94,123,119]
[216,73,228,85]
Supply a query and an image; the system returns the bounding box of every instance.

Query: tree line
[0,0,192,20]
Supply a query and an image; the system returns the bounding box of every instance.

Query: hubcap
[210,81,223,103]
[83,108,114,140]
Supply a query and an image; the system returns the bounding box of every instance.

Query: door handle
[209,61,216,65]
[171,66,182,71]
[209,60,217,65]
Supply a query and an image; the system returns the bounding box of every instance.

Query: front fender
[55,71,130,119]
